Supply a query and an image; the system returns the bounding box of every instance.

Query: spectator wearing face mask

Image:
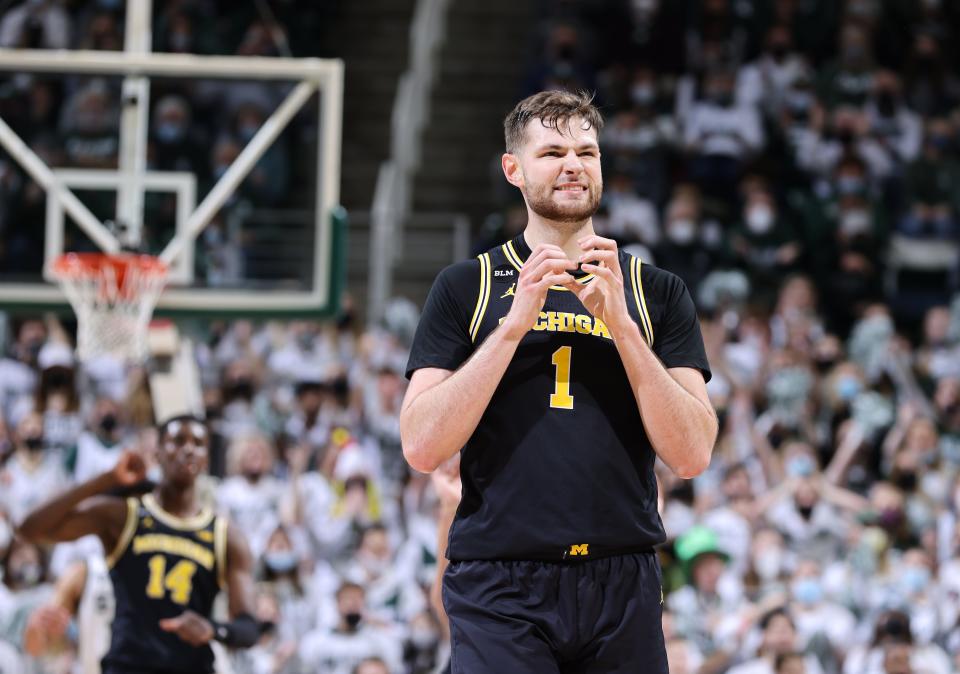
[602,65,677,205]
[787,559,856,667]
[737,25,809,118]
[402,610,442,674]
[727,608,823,674]
[730,186,802,296]
[0,412,68,526]
[227,102,289,206]
[742,528,792,601]
[151,96,208,179]
[218,434,283,555]
[899,117,960,240]
[843,610,951,674]
[0,319,45,424]
[258,524,316,644]
[230,587,297,674]
[757,442,868,551]
[595,172,660,247]
[864,71,922,172]
[902,30,960,118]
[0,537,52,652]
[816,22,875,108]
[59,79,120,169]
[72,397,127,483]
[299,582,402,674]
[684,67,765,202]
[32,342,82,458]
[343,523,425,626]
[654,188,720,295]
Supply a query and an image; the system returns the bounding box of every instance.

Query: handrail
[368,0,451,323]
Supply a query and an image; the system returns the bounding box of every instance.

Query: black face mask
[100,414,118,434]
[24,436,44,451]
[229,380,254,401]
[814,358,836,373]
[45,370,71,389]
[344,612,362,630]
[877,92,897,116]
[892,472,917,492]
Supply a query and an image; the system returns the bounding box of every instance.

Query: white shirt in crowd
[299,624,402,674]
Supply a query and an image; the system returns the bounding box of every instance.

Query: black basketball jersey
[406,234,711,561]
[102,494,227,674]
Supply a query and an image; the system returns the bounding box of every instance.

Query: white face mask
[840,209,871,235]
[755,549,783,580]
[746,205,774,234]
[668,219,697,245]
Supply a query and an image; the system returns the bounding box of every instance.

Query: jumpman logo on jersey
[501,283,516,299]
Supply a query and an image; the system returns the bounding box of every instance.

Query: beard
[524,177,602,226]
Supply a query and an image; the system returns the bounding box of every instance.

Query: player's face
[509,117,602,225]
[158,419,209,485]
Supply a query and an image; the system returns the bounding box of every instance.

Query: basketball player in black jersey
[18,415,261,674]
[401,91,718,673]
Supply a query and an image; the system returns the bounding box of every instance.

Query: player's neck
[154,482,201,519]
[522,217,595,262]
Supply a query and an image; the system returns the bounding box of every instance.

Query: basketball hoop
[52,252,168,363]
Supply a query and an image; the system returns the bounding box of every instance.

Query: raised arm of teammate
[17,451,145,549]
[401,243,576,473]
[570,235,717,478]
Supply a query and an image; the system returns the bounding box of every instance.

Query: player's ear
[502,153,524,189]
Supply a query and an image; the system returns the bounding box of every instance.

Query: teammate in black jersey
[401,90,718,673]
[19,415,261,674]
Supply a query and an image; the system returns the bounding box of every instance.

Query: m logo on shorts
[569,543,589,556]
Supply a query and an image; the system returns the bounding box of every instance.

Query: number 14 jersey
[103,493,227,674]
[406,234,711,561]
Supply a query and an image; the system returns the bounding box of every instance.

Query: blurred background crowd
[1,1,960,674]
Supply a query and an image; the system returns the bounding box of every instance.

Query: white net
[52,253,168,363]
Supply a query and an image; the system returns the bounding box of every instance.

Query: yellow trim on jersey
[469,253,492,342]
[142,493,214,531]
[503,239,598,291]
[106,498,139,569]
[214,517,228,590]
[503,241,524,271]
[630,257,654,347]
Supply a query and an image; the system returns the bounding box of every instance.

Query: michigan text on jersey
[499,312,612,340]
[132,534,215,570]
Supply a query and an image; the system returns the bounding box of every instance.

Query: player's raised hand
[501,243,577,341]
[567,235,631,335]
[159,610,215,646]
[111,450,147,487]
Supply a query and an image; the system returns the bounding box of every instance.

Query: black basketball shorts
[443,551,667,674]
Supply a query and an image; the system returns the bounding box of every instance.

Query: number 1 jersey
[406,234,711,561]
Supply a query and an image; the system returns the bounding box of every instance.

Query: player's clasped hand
[500,243,577,341]
[159,610,215,646]
[568,235,632,335]
[111,450,147,487]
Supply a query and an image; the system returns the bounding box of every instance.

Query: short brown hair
[503,90,603,154]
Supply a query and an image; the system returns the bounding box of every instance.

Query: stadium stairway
[412,1,536,229]
[333,0,418,212]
